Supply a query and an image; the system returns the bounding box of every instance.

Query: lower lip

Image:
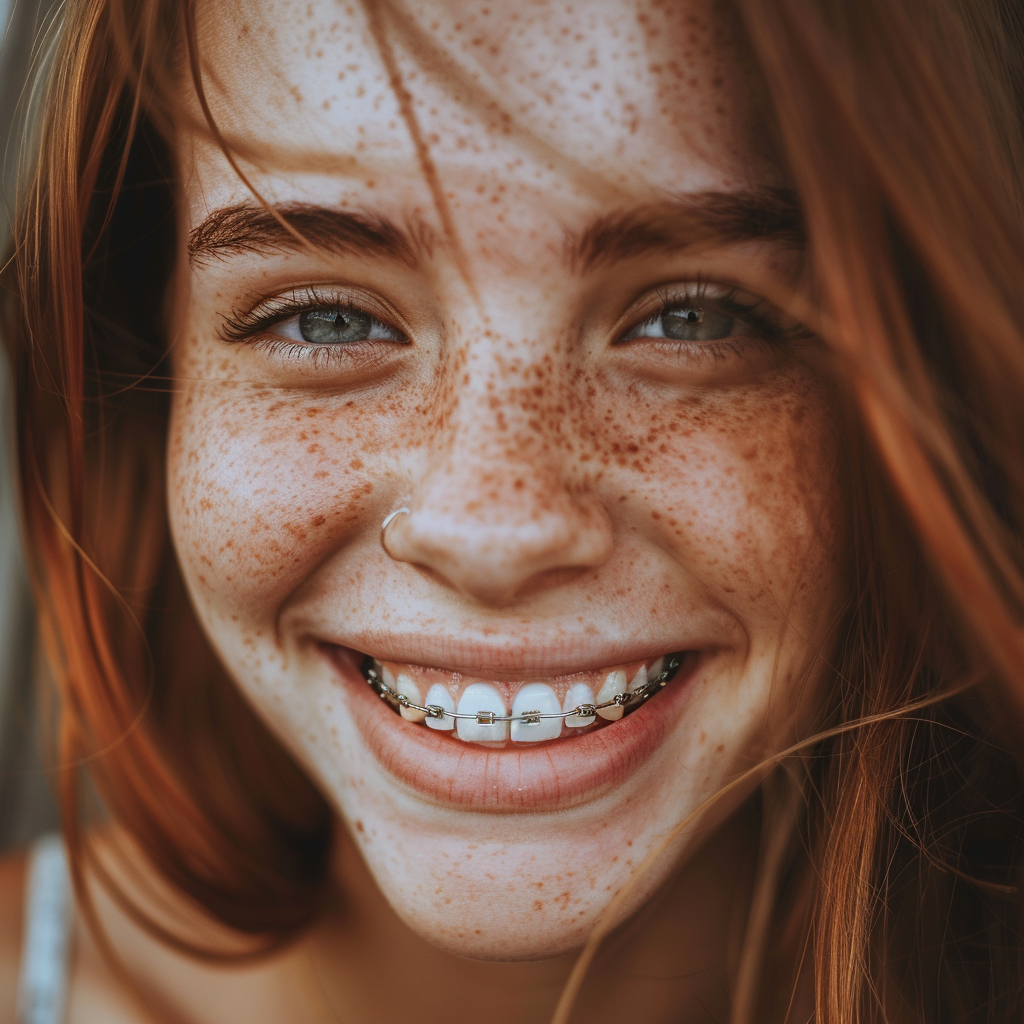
[325,646,698,813]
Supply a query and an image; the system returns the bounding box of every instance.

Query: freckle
[717,743,725,752]
[355,820,364,833]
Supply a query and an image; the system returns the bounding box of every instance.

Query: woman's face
[169,0,845,959]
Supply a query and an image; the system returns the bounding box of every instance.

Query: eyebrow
[187,187,802,269]
[568,187,804,270]
[187,203,426,266]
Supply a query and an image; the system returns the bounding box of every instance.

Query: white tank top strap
[17,834,73,1024]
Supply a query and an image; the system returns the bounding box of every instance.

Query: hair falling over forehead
[4,0,1024,1020]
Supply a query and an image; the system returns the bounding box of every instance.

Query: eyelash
[626,282,802,349]
[219,286,406,353]
[220,282,803,364]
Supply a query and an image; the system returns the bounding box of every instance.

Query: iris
[298,308,374,344]
[660,306,735,341]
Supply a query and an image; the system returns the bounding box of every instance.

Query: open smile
[361,653,687,746]
[325,644,701,812]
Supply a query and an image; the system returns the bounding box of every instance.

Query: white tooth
[395,673,426,723]
[562,682,597,728]
[596,670,627,721]
[424,683,455,731]
[628,665,648,693]
[649,657,665,681]
[510,683,562,742]
[381,665,396,689]
[456,683,509,742]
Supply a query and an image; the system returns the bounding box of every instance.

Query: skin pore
[0,1,847,1022]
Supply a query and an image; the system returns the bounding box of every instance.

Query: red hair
[4,0,1024,1018]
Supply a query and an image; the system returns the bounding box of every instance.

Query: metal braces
[364,655,683,725]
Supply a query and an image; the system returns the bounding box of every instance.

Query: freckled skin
[160,0,845,1019]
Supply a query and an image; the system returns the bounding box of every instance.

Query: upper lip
[323,631,700,679]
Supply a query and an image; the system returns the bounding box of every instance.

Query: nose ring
[380,507,410,553]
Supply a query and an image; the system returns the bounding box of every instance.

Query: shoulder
[0,841,143,1024]
[0,849,28,1024]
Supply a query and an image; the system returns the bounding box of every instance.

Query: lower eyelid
[250,338,377,367]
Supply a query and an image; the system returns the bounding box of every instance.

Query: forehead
[186,0,774,243]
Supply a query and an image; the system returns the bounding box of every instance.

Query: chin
[399,901,596,962]
[365,809,684,963]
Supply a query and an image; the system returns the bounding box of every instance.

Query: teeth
[628,665,648,694]
[456,683,509,742]
[373,654,678,737]
[596,670,627,721]
[423,683,456,731]
[395,673,426,723]
[510,683,562,743]
[562,682,597,727]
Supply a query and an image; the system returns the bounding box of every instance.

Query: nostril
[379,497,614,606]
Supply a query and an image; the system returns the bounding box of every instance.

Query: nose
[382,355,613,607]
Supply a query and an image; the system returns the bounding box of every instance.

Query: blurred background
[0,0,64,852]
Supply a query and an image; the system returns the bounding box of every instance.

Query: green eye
[268,306,401,345]
[220,288,408,350]
[298,308,375,344]
[659,307,735,341]
[627,305,737,342]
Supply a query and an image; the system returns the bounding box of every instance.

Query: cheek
[166,381,380,618]
[601,370,846,625]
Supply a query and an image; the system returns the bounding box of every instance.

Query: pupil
[298,308,373,345]
[661,306,734,342]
